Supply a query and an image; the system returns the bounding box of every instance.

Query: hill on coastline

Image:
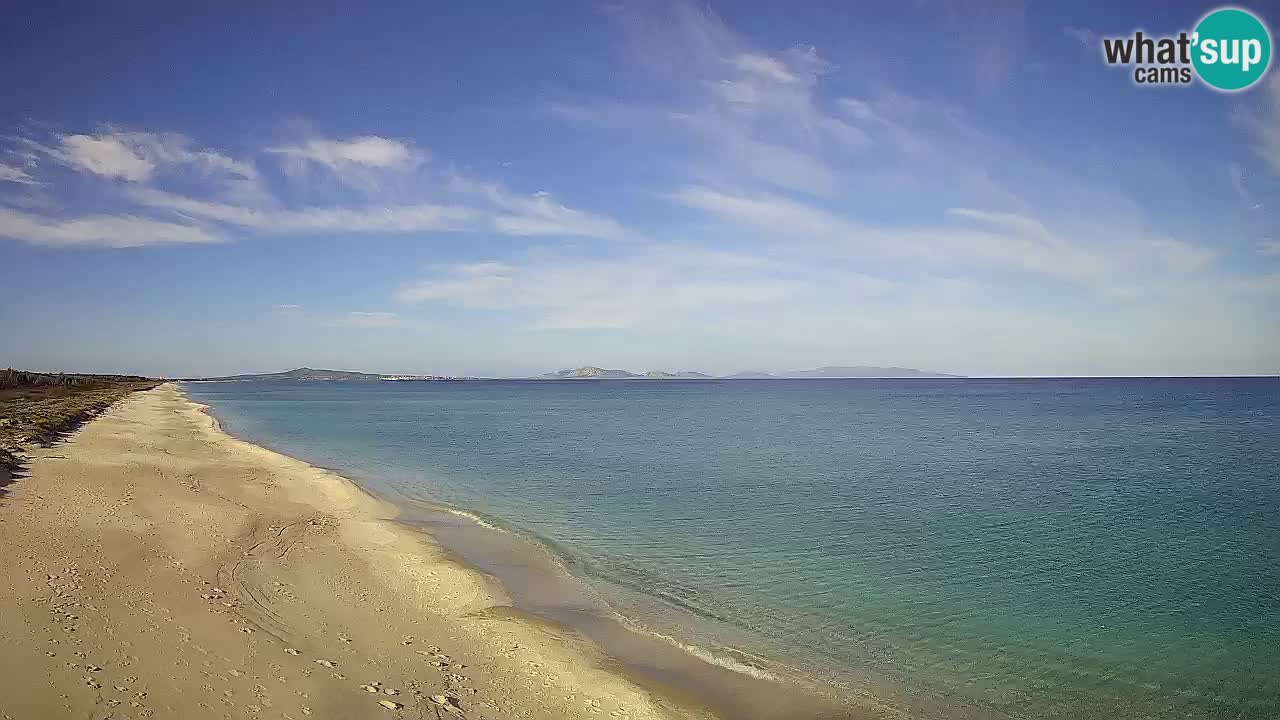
[644,370,716,379]
[190,367,384,382]
[537,367,639,380]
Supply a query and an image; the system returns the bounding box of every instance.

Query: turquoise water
[185,378,1280,719]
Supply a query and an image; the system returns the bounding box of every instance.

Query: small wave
[642,628,784,682]
[434,505,506,533]
[423,501,794,685]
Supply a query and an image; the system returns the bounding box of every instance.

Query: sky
[1,0,1278,378]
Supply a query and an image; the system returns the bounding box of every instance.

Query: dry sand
[0,384,713,720]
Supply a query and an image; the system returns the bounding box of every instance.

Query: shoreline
[0,384,725,720]
[188,384,877,720]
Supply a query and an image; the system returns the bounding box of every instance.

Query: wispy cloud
[555,6,869,197]
[129,187,474,234]
[1228,163,1249,200]
[1237,75,1280,176]
[338,311,400,327]
[24,129,256,183]
[494,192,630,240]
[669,185,1214,292]
[540,1,1235,312]
[557,4,1032,211]
[731,53,799,83]
[2,0,1276,375]
[1,128,626,246]
[0,207,218,247]
[449,175,632,240]
[266,136,424,171]
[0,161,40,185]
[397,246,896,331]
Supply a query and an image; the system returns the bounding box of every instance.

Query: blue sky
[1,0,1277,377]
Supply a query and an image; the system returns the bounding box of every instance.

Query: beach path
[0,384,699,720]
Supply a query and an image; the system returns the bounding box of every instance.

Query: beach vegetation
[0,369,159,483]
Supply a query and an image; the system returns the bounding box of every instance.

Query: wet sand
[0,384,712,719]
[401,507,879,720]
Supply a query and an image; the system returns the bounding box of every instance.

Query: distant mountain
[537,367,641,380]
[779,366,961,378]
[192,367,384,382]
[644,370,716,379]
[197,365,961,383]
[536,365,959,380]
[538,367,721,380]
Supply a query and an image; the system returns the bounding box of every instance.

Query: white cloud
[0,161,39,185]
[129,187,474,234]
[53,133,153,181]
[267,136,423,171]
[26,129,256,183]
[731,53,798,83]
[0,207,219,247]
[672,186,1214,290]
[945,207,1054,240]
[671,185,847,238]
[272,303,302,310]
[448,176,632,240]
[4,125,633,247]
[339,311,400,327]
[263,135,428,195]
[567,7,866,196]
[493,191,629,239]
[396,245,903,331]
[1228,163,1249,199]
[398,249,802,329]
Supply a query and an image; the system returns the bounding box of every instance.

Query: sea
[184,377,1280,720]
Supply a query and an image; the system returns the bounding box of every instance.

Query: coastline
[186,384,879,720]
[0,383,725,719]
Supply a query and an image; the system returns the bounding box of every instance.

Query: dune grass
[1,369,160,480]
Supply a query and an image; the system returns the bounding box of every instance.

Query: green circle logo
[1192,7,1272,91]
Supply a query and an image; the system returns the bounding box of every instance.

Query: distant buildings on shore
[379,375,472,381]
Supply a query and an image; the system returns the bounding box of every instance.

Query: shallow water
[185,378,1280,719]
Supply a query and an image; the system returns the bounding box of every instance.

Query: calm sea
[184,378,1280,719]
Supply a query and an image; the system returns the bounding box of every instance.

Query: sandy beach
[0,384,714,720]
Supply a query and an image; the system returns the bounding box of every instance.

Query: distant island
[189,367,474,382]
[536,367,716,380]
[188,365,963,383]
[192,367,383,382]
[535,365,962,379]
[780,366,962,378]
